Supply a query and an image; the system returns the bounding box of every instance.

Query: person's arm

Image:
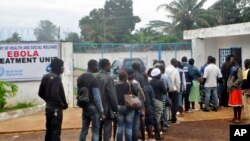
[182,71,187,91]
[58,78,68,109]
[175,69,181,93]
[93,88,104,113]
[106,77,118,113]
[232,67,243,88]
[38,77,46,101]
[202,67,208,84]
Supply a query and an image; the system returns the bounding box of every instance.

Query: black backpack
[76,87,89,108]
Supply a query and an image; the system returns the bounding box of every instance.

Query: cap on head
[151,68,161,77]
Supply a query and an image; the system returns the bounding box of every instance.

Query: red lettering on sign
[6,51,40,58]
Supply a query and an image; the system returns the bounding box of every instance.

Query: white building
[184,22,250,69]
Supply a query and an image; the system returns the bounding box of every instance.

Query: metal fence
[73,42,192,70]
[74,42,192,60]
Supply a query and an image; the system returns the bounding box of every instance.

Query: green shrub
[0,81,18,109]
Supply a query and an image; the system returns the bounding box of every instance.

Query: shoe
[185,110,192,113]
[176,112,180,115]
[212,108,218,112]
[155,136,164,141]
[203,109,209,112]
[161,126,168,132]
[171,121,181,125]
[233,119,242,123]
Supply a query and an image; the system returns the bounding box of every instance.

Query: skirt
[228,89,242,107]
[189,80,201,102]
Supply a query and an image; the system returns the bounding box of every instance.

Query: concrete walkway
[0,106,234,134]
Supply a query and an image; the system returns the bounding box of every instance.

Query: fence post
[158,45,162,60]
[101,44,104,59]
[174,44,177,58]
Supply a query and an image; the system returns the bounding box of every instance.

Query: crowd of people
[38,55,250,141]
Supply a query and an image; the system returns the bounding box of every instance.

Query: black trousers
[221,81,229,107]
[45,108,63,141]
[184,84,192,111]
[169,92,178,122]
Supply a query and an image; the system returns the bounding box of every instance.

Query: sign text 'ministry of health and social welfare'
[0,43,60,81]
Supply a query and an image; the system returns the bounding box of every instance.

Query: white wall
[73,50,192,71]
[191,35,250,69]
[7,42,74,107]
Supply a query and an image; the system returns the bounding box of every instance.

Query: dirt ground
[0,119,236,141]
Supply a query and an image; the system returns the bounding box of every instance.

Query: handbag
[124,82,142,110]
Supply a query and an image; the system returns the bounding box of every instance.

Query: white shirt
[165,64,181,92]
[203,63,222,87]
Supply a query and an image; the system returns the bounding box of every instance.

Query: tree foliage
[158,0,219,37]
[210,0,250,24]
[79,0,140,43]
[65,32,81,42]
[34,20,59,41]
[6,32,22,42]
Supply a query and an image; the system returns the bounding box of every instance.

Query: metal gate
[219,48,242,68]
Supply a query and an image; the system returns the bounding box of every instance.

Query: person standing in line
[221,55,233,107]
[227,56,243,123]
[78,60,105,141]
[188,58,201,110]
[149,68,166,140]
[242,59,250,122]
[155,63,172,130]
[142,73,159,140]
[177,61,186,116]
[199,63,207,109]
[203,56,223,112]
[165,58,181,124]
[131,62,146,141]
[96,59,118,141]
[115,72,136,141]
[38,58,68,141]
[181,56,193,112]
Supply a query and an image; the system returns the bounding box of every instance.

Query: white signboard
[0,43,60,81]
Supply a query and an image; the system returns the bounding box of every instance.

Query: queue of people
[38,55,250,141]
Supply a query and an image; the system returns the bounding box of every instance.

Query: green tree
[210,0,250,24]
[34,20,59,41]
[65,32,81,42]
[158,0,218,37]
[6,32,22,42]
[104,0,140,42]
[79,9,107,43]
[79,0,140,43]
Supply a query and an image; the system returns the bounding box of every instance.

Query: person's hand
[113,112,119,122]
[62,104,68,110]
[100,112,106,121]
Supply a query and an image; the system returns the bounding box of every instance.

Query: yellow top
[242,69,249,80]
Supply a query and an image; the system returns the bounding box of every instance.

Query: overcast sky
[0,0,218,33]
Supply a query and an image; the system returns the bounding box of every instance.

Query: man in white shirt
[165,58,181,124]
[203,56,223,112]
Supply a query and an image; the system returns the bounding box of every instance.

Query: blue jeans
[204,87,218,110]
[178,92,183,107]
[132,110,140,141]
[79,106,100,141]
[117,105,135,141]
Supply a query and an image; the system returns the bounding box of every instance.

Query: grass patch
[0,102,34,113]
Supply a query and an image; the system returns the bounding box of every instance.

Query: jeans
[204,87,219,110]
[117,105,135,141]
[178,92,183,107]
[45,108,63,141]
[79,106,100,141]
[132,110,140,141]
